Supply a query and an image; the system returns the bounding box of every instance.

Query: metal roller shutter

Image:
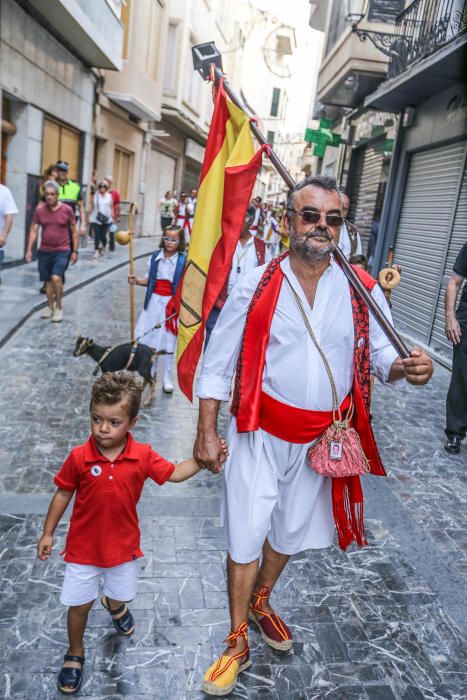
[391,142,466,345]
[347,144,384,252]
[430,154,467,358]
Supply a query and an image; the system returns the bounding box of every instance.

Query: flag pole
[128,202,138,342]
[115,202,138,342]
[205,62,410,360]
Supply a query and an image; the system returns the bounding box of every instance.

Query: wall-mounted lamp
[345,0,365,24]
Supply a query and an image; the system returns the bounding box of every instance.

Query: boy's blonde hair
[90,372,142,419]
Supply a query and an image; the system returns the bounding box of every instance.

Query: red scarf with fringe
[231,253,386,551]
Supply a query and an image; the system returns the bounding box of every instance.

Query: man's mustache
[304,229,333,242]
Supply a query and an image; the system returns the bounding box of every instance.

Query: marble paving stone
[313,623,350,663]
[176,548,223,564]
[365,687,398,700]
[202,591,229,609]
[178,577,205,611]
[0,263,466,698]
[326,662,385,684]
[308,686,365,699]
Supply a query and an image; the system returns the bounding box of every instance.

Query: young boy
[37,372,226,695]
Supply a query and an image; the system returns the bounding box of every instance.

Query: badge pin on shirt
[91,465,102,477]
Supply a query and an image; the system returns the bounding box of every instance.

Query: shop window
[184,36,200,113]
[147,1,164,81]
[114,146,133,199]
[270,88,280,117]
[325,1,347,57]
[42,117,81,181]
[163,22,179,91]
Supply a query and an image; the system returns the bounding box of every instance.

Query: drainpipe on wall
[138,130,151,237]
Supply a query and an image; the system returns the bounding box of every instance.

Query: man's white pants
[221,419,335,564]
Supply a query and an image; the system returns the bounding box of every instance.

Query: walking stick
[191,43,410,360]
[116,202,138,342]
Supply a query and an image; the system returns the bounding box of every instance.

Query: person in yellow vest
[56,161,86,238]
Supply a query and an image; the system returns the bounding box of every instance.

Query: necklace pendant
[237,266,241,274]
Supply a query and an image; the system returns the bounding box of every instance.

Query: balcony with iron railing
[388,0,467,77]
[22,0,124,70]
[365,0,466,110]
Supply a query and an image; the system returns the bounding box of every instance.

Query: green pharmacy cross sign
[305,119,341,158]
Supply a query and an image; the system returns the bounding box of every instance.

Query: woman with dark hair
[128,225,186,393]
[39,165,59,202]
[90,180,113,258]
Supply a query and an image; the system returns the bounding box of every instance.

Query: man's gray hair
[43,180,60,193]
[287,176,342,210]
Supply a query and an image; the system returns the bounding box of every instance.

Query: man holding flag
[192,174,433,696]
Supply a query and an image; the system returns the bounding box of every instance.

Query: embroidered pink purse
[285,276,370,478]
[307,395,370,477]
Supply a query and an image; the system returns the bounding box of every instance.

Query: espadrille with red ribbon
[202,622,251,697]
[249,585,293,651]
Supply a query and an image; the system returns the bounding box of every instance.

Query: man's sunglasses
[162,236,179,243]
[287,208,343,227]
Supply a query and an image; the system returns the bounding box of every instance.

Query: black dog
[73,336,159,406]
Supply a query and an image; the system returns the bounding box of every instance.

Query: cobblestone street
[0,261,466,699]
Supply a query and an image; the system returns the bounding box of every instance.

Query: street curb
[0,249,151,350]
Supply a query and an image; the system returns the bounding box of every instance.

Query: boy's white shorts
[60,560,138,607]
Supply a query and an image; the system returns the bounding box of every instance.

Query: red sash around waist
[154,279,172,296]
[258,391,351,444]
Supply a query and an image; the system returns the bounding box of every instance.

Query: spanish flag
[176,80,266,400]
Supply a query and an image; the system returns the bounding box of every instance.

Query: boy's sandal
[101,595,135,636]
[57,654,85,695]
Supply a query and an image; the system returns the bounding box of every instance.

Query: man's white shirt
[339,222,362,259]
[144,251,179,281]
[197,256,398,410]
[0,184,18,250]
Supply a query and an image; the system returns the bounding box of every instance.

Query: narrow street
[0,261,465,700]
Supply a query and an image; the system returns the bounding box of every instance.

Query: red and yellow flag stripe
[176,81,265,400]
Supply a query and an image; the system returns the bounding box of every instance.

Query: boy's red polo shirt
[54,433,175,567]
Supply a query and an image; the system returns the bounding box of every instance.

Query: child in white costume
[129,225,186,393]
[174,192,193,246]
